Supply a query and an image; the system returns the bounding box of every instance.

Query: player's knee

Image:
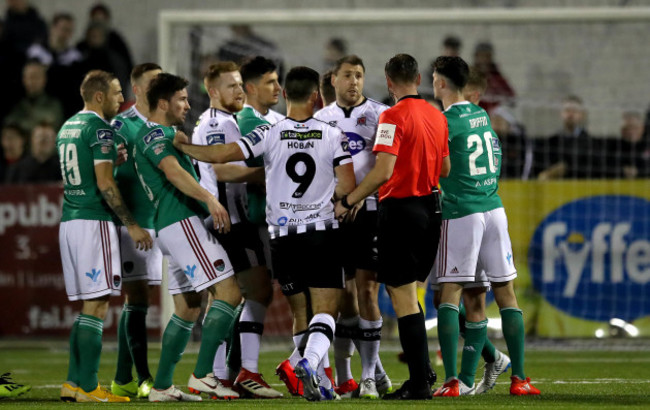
[214,277,242,307]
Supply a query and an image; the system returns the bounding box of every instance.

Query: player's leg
[334,275,358,392]
[356,269,383,398]
[457,287,488,390]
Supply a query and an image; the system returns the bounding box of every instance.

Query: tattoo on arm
[100,185,137,226]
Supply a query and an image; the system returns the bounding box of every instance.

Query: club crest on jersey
[213,259,226,272]
[356,116,367,126]
[206,133,225,145]
[153,143,166,155]
[144,128,165,145]
[294,123,309,129]
[112,120,124,131]
[328,121,337,127]
[96,129,114,145]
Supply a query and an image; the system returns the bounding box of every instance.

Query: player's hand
[334,200,349,220]
[208,197,231,234]
[127,225,153,251]
[173,130,190,150]
[346,198,365,222]
[115,143,128,166]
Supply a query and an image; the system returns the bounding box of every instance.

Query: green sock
[154,314,194,390]
[193,300,236,378]
[459,319,487,387]
[459,305,496,362]
[66,316,80,385]
[501,308,526,379]
[77,314,104,392]
[114,306,133,384]
[437,303,460,381]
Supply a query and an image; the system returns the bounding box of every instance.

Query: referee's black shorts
[340,202,378,278]
[376,192,441,288]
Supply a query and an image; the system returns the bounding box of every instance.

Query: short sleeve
[141,127,173,166]
[89,126,116,161]
[192,117,226,147]
[442,116,450,158]
[372,111,401,156]
[237,124,269,160]
[333,129,352,167]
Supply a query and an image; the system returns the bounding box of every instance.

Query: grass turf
[1,342,649,408]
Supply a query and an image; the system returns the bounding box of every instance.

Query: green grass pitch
[1,342,649,408]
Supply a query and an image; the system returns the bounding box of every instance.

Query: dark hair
[474,42,494,54]
[204,61,239,83]
[52,13,73,26]
[130,63,162,84]
[147,73,189,111]
[90,3,110,18]
[80,69,116,102]
[240,56,277,86]
[443,35,462,50]
[384,53,419,85]
[327,38,347,54]
[563,95,583,105]
[465,67,487,92]
[2,123,27,139]
[433,56,470,90]
[332,54,365,75]
[284,66,319,102]
[320,69,336,106]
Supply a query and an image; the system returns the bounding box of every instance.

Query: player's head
[561,95,585,131]
[283,66,320,105]
[147,73,190,126]
[320,69,336,106]
[332,55,365,107]
[22,60,47,97]
[204,61,244,113]
[130,63,162,104]
[432,56,469,99]
[80,69,124,119]
[240,56,281,110]
[463,67,487,104]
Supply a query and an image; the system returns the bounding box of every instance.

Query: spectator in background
[3,0,47,54]
[88,2,133,78]
[491,107,532,180]
[463,67,487,106]
[473,42,515,114]
[5,60,64,132]
[217,24,285,81]
[27,13,84,118]
[323,38,347,71]
[441,35,462,57]
[1,124,27,182]
[536,95,600,179]
[0,18,26,124]
[604,111,650,179]
[4,121,60,183]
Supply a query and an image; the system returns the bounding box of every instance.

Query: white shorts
[157,216,234,295]
[118,226,163,285]
[431,207,516,288]
[59,219,121,301]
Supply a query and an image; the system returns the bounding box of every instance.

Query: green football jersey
[133,121,207,232]
[57,110,116,222]
[441,102,503,220]
[112,106,154,229]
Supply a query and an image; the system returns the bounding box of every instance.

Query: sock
[212,341,228,380]
[438,303,460,381]
[459,304,496,363]
[124,304,151,384]
[114,306,133,384]
[333,315,358,384]
[459,319,488,387]
[397,311,430,390]
[375,358,387,379]
[239,300,266,373]
[77,314,104,392]
[289,330,307,366]
[317,357,331,389]
[66,316,80,385]
[154,314,194,390]
[304,313,335,370]
[193,300,236,378]
[501,307,526,379]
[359,317,382,381]
[417,287,427,316]
[226,303,244,374]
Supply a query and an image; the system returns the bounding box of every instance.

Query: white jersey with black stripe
[314,98,388,210]
[192,107,248,225]
[236,117,352,237]
[264,108,285,124]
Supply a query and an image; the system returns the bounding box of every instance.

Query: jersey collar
[78,109,109,124]
[397,95,422,102]
[336,96,367,118]
[131,105,147,122]
[444,101,471,112]
[286,116,312,122]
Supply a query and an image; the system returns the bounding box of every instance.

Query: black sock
[397,311,430,391]
[125,304,151,384]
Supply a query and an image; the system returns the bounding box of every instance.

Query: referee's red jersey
[372,95,449,202]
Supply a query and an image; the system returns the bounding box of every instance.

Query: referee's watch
[340,195,354,210]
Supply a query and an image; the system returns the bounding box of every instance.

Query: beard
[222,99,244,113]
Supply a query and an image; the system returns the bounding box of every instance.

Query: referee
[334,54,450,400]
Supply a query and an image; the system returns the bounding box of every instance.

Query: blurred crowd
[1,1,649,184]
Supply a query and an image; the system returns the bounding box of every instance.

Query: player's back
[57,111,115,222]
[441,102,503,220]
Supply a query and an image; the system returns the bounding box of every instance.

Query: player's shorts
[157,216,234,295]
[340,202,378,278]
[377,192,441,288]
[432,207,517,287]
[118,226,163,286]
[206,218,266,274]
[270,228,345,296]
[59,219,121,301]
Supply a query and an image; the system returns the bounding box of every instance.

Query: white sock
[304,313,335,370]
[289,331,307,366]
[334,315,358,384]
[317,358,332,389]
[212,341,228,380]
[239,300,266,373]
[359,317,382,380]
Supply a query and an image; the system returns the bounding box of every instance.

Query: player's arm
[95,162,153,250]
[441,155,451,177]
[174,130,246,164]
[333,162,355,201]
[212,164,265,184]
[158,155,231,233]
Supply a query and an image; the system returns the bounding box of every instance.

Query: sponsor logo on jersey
[143,128,165,145]
[213,259,226,272]
[294,123,309,129]
[206,133,225,145]
[357,116,367,126]
[153,143,166,155]
[279,202,321,212]
[96,129,114,145]
[491,136,501,152]
[280,130,323,140]
[209,118,219,128]
[243,129,264,146]
[375,123,396,147]
[529,195,650,321]
[277,216,288,226]
[86,269,101,283]
[344,132,366,155]
[112,120,124,131]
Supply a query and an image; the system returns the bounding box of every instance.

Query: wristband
[341,195,353,210]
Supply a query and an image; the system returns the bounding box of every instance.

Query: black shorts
[270,229,345,296]
[377,192,441,288]
[340,203,378,278]
[206,219,266,274]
